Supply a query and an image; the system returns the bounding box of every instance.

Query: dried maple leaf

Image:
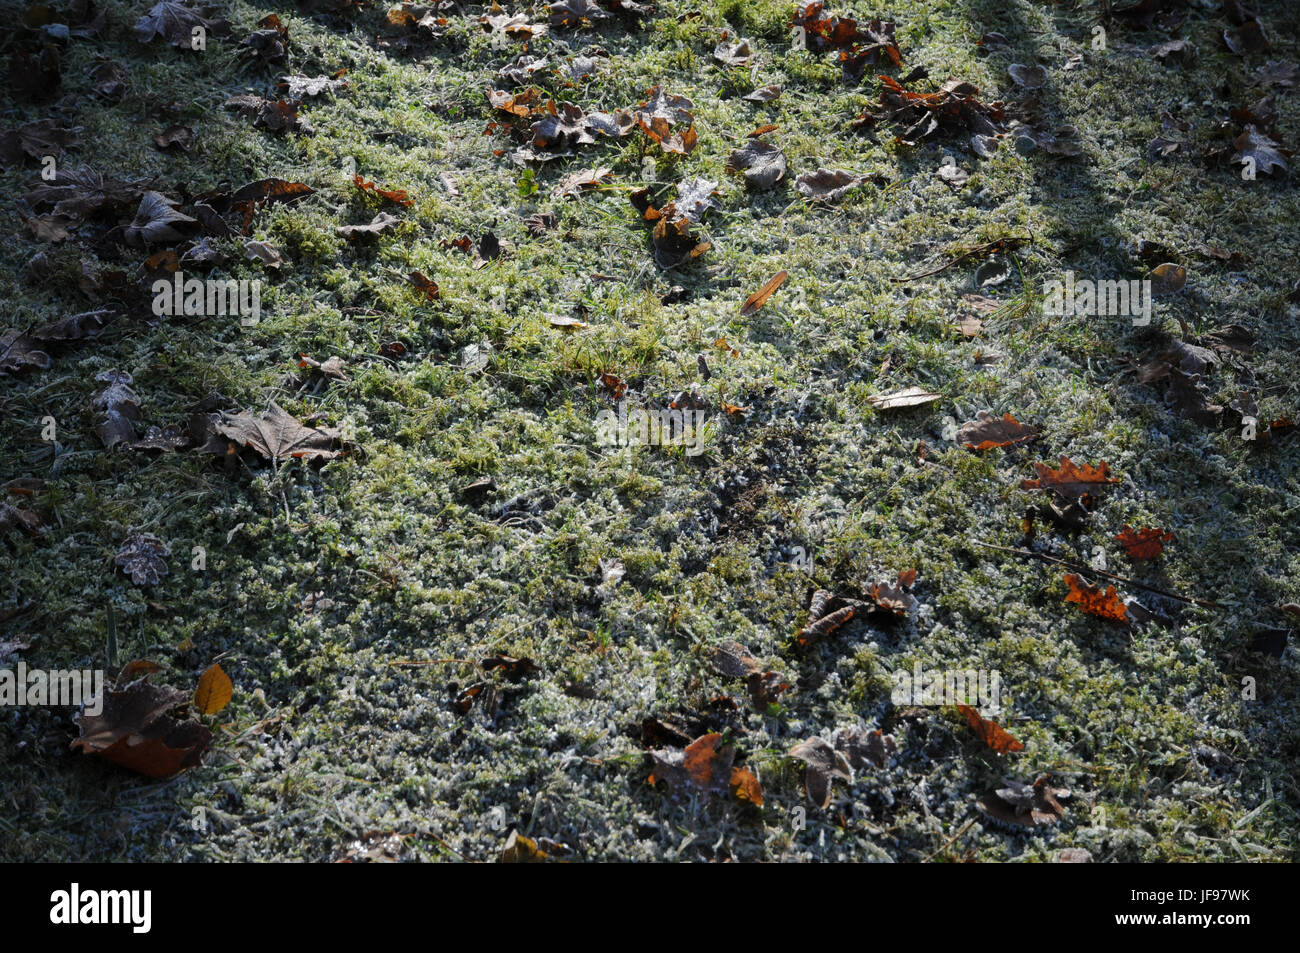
[1114,525,1173,560]
[152,125,193,152]
[0,501,43,536]
[708,641,789,710]
[71,676,211,778]
[116,530,169,585]
[1020,456,1120,500]
[1063,573,1129,624]
[955,703,1024,753]
[956,411,1040,450]
[24,164,142,222]
[740,270,787,316]
[200,178,313,235]
[240,15,291,67]
[726,140,787,191]
[796,589,855,648]
[1224,19,1270,56]
[224,95,313,135]
[976,775,1068,828]
[867,571,918,615]
[744,85,782,103]
[134,1,231,48]
[631,179,717,269]
[876,75,1005,146]
[788,736,852,808]
[209,402,342,461]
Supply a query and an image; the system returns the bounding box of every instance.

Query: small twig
[386,658,475,667]
[892,237,1033,283]
[924,817,976,862]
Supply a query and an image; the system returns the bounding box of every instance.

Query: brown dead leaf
[740,270,787,316]
[208,401,342,461]
[787,736,852,809]
[1114,525,1173,560]
[956,703,1024,753]
[1020,456,1120,500]
[194,662,233,715]
[72,675,211,779]
[956,411,1040,450]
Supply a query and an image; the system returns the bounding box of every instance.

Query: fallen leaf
[866,385,941,410]
[1232,125,1289,176]
[194,663,233,715]
[740,270,787,316]
[833,725,897,769]
[116,530,169,586]
[0,329,52,376]
[956,703,1024,753]
[1114,526,1173,560]
[714,35,754,67]
[92,369,141,448]
[726,140,787,191]
[956,411,1040,450]
[336,211,401,241]
[353,174,413,207]
[744,85,782,102]
[1150,262,1187,294]
[1007,63,1048,89]
[1063,573,1129,624]
[208,401,342,461]
[407,270,440,300]
[795,168,864,201]
[977,775,1068,827]
[554,165,612,199]
[71,676,211,778]
[648,732,735,801]
[1020,456,1120,501]
[787,736,852,809]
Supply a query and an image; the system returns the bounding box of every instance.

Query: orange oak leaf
[1020,456,1120,499]
[1114,525,1173,560]
[1063,572,1129,624]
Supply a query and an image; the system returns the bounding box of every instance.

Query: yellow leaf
[194,663,233,715]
